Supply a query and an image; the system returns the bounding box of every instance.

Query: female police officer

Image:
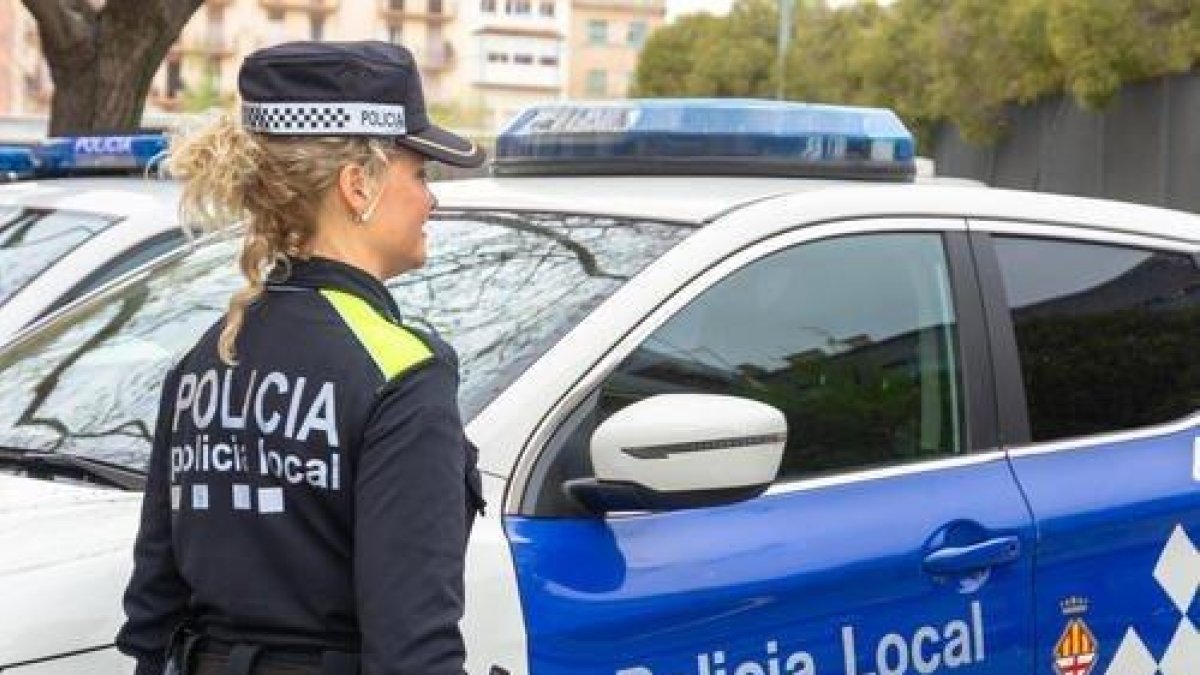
[115,41,486,675]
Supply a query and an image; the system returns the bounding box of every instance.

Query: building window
[627,21,647,48]
[587,20,608,45]
[513,53,534,65]
[481,0,496,11]
[486,52,510,63]
[505,0,532,14]
[538,55,559,67]
[310,16,325,40]
[585,69,607,96]
[389,0,405,9]
[429,0,443,13]
[266,8,285,22]
[388,25,404,44]
[167,60,184,98]
[539,0,555,16]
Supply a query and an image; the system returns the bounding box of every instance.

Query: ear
[336,163,371,214]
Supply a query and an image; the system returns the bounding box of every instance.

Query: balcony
[259,0,339,14]
[379,0,455,23]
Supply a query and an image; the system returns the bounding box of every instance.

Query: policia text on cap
[116,41,488,675]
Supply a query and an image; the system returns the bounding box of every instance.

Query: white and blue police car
[0,135,187,348]
[1,100,1198,675]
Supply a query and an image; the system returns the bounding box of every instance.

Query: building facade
[0,3,51,117]
[568,0,664,99]
[2,0,663,132]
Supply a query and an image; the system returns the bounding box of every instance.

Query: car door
[971,222,1200,675]
[507,220,1037,674]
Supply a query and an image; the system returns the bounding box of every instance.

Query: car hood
[0,474,141,667]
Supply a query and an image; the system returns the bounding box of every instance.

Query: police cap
[238,40,485,168]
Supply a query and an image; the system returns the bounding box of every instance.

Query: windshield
[0,207,119,305]
[0,210,693,470]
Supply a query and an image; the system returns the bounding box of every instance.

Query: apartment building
[0,1,12,115]
[448,0,570,131]
[153,0,458,112]
[0,3,50,116]
[568,0,664,99]
[2,0,663,132]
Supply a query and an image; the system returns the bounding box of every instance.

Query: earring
[356,211,369,224]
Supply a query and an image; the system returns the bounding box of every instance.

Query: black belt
[201,643,359,675]
[169,627,359,675]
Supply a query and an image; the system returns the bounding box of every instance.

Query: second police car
[0,135,188,346]
[0,100,1198,675]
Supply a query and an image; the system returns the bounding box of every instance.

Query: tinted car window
[0,208,118,305]
[994,236,1200,443]
[0,212,691,470]
[537,233,963,513]
[42,229,191,321]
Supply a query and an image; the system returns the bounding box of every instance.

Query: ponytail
[169,114,390,365]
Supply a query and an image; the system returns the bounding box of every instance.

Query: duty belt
[167,625,359,675]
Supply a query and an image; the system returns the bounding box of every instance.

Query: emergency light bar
[0,147,36,182]
[0,133,168,182]
[493,99,916,181]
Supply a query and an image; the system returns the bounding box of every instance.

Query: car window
[0,208,118,306]
[993,236,1200,443]
[41,228,191,320]
[534,233,964,514]
[0,211,692,470]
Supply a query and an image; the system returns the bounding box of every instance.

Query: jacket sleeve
[115,368,190,675]
[355,357,471,675]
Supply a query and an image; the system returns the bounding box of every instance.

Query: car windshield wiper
[0,446,145,491]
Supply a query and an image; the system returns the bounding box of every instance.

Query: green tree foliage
[634,0,1200,145]
[1048,0,1199,107]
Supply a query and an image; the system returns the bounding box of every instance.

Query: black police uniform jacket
[116,257,485,675]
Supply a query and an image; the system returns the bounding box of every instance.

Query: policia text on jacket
[170,369,343,495]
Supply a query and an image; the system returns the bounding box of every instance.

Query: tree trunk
[23,0,205,136]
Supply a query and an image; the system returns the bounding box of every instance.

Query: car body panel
[508,454,1035,674]
[0,475,140,668]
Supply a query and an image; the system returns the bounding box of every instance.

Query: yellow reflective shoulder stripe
[320,288,433,381]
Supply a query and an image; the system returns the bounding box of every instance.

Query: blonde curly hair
[169,113,394,365]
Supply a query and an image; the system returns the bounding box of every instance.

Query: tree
[634,0,1200,148]
[1048,0,1199,107]
[631,13,726,96]
[21,0,205,135]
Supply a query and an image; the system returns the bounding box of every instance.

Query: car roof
[433,175,1200,241]
[432,174,977,225]
[0,176,181,219]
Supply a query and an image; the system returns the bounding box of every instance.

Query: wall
[933,72,1200,214]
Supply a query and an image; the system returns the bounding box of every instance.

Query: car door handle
[922,536,1021,575]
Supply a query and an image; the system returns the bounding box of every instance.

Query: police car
[2,100,1199,675]
[0,135,187,347]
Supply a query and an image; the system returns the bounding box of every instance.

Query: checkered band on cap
[242,102,407,135]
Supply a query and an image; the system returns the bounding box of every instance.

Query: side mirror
[565,393,786,513]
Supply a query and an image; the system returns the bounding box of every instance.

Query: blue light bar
[34,134,168,176]
[0,147,36,182]
[494,99,916,181]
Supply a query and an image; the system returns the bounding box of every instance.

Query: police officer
[115,41,487,675]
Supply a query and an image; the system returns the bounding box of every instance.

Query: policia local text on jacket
[116,257,485,675]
